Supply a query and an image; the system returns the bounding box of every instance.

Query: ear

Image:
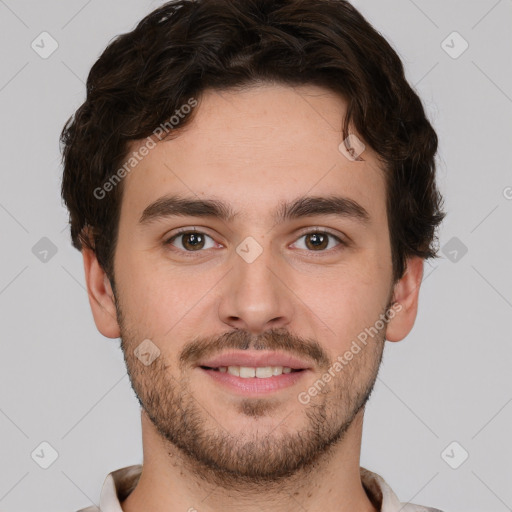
[385,256,424,343]
[82,246,121,339]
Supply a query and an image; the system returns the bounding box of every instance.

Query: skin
[82,83,423,512]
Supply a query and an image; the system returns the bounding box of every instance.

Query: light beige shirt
[76,464,444,512]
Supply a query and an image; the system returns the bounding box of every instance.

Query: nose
[217,243,294,334]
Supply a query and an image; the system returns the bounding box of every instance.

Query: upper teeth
[219,366,293,378]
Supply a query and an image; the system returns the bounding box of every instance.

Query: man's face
[111,84,395,484]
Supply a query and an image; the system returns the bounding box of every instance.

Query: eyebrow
[139,194,370,226]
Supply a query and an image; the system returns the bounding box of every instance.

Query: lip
[196,351,313,371]
[198,366,310,396]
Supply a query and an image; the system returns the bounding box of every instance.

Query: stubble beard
[116,304,386,491]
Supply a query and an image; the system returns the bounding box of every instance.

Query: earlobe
[82,247,121,339]
[385,256,424,343]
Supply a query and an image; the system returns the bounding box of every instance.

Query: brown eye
[304,233,329,250]
[292,231,343,252]
[167,231,216,251]
[181,232,205,250]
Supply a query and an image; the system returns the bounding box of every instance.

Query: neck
[121,409,378,512]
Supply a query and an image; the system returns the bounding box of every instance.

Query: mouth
[199,365,305,377]
[195,351,312,395]
[197,364,309,396]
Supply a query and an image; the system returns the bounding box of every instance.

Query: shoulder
[360,467,445,512]
[75,507,100,512]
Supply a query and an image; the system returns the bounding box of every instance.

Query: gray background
[0,0,511,511]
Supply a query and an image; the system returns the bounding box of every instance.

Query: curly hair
[60,0,445,283]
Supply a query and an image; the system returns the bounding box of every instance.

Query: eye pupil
[183,232,204,250]
[306,233,328,250]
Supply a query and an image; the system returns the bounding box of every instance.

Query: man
[60,0,445,510]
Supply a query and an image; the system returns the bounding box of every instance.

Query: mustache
[179,327,330,370]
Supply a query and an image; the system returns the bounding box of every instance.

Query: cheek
[115,249,221,337]
[302,261,391,343]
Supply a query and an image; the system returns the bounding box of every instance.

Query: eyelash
[163,227,347,256]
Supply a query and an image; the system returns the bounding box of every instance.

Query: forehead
[120,84,387,224]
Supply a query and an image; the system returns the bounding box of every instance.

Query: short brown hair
[60,0,445,283]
